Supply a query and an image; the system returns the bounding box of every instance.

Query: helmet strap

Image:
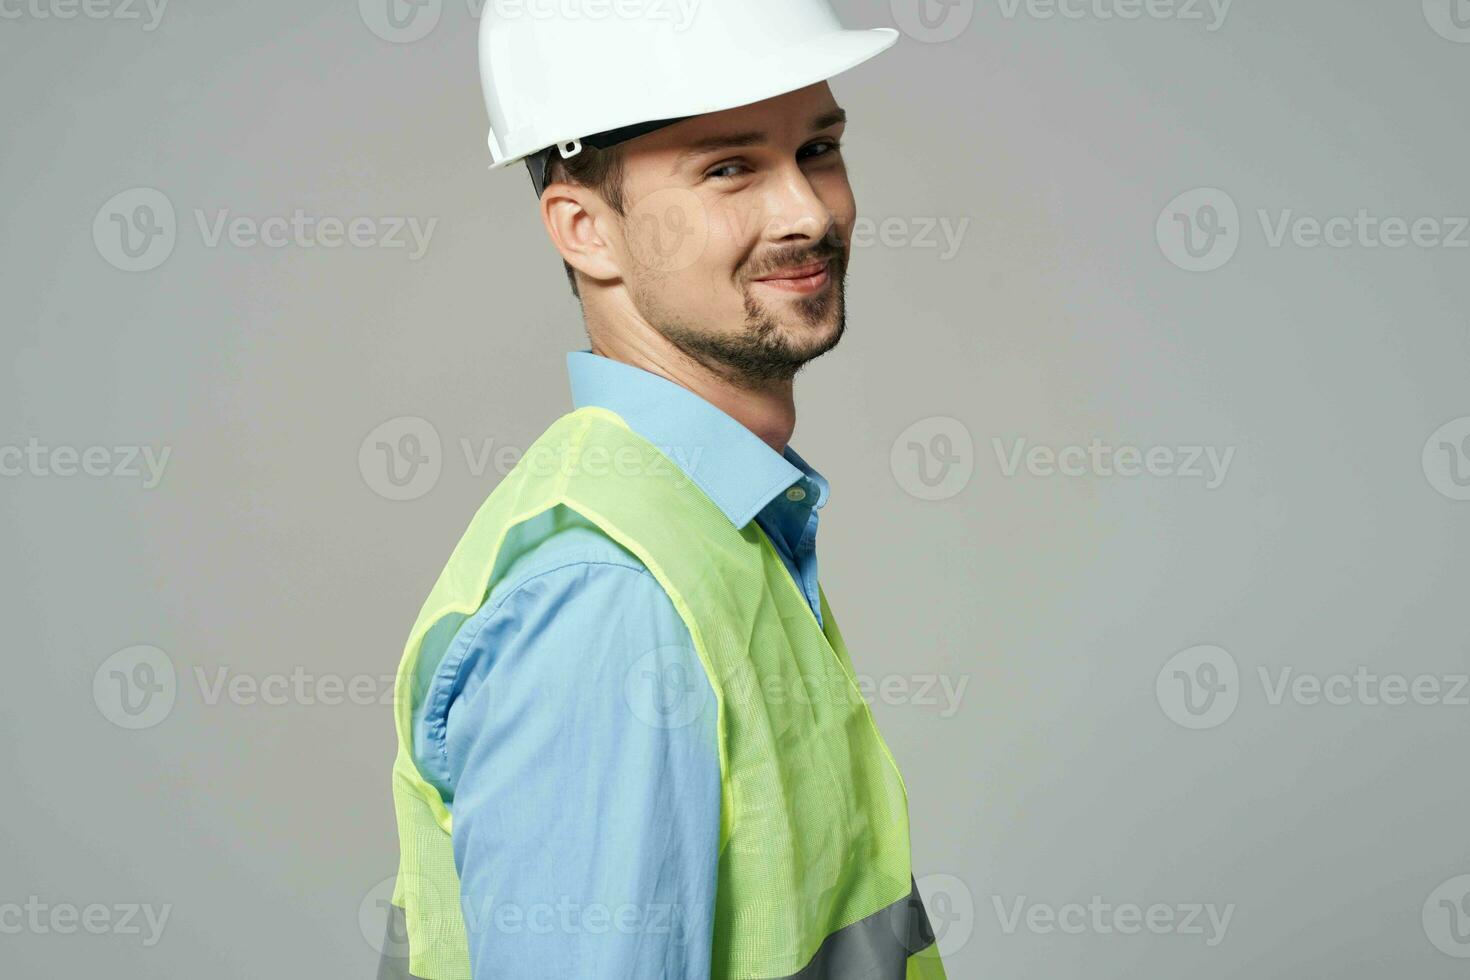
[525,114,696,198]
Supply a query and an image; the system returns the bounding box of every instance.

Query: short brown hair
[541,144,629,300]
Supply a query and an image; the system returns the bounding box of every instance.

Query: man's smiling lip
[752,259,832,295]
[755,259,830,281]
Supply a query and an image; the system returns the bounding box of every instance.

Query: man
[381,2,948,978]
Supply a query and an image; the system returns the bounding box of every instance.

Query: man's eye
[705,162,747,181]
[801,139,842,159]
[704,140,844,181]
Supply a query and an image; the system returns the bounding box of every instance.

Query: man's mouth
[753,258,833,294]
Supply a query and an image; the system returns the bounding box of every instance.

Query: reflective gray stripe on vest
[376,879,935,980]
[375,904,426,980]
[758,876,938,980]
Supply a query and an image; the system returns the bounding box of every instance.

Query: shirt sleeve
[424,537,721,980]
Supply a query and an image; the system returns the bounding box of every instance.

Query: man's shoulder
[484,502,653,608]
[413,502,689,788]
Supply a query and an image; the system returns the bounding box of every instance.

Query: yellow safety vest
[385,406,948,980]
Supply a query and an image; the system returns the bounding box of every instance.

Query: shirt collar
[566,349,826,529]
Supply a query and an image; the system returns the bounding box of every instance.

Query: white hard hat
[477,0,899,195]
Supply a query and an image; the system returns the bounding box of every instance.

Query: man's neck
[589,332,796,457]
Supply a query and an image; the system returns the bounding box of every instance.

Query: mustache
[748,238,845,280]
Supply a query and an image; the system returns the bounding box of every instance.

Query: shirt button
[785,486,807,502]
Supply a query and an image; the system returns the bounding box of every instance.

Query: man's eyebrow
[811,108,847,131]
[670,108,848,172]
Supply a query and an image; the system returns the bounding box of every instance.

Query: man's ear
[540,182,622,285]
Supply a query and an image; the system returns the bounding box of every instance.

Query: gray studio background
[2,1,1467,976]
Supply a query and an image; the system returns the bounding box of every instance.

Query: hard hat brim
[488,26,900,172]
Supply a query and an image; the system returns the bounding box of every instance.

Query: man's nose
[756,163,837,245]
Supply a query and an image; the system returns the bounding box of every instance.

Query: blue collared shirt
[410,349,830,979]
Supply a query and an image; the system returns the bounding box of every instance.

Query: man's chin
[770,309,845,365]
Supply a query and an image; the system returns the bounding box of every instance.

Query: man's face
[611,82,855,388]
